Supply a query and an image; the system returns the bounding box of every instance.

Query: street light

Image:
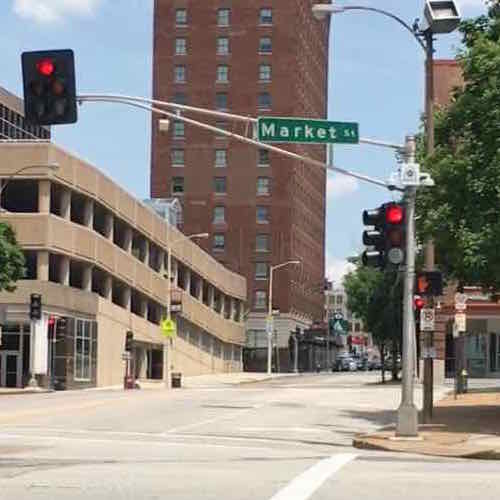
[163,231,209,388]
[312,0,461,436]
[267,259,301,375]
[0,163,60,210]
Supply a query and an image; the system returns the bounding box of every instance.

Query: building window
[258,92,271,110]
[213,233,225,251]
[172,149,185,166]
[174,65,186,83]
[74,319,92,381]
[336,295,343,305]
[214,177,227,194]
[256,234,270,252]
[258,148,269,166]
[213,206,226,223]
[259,8,273,25]
[172,176,185,194]
[217,65,229,83]
[355,322,361,333]
[215,149,227,167]
[216,93,228,110]
[255,262,269,280]
[176,8,187,26]
[175,38,187,55]
[254,290,267,309]
[259,64,271,82]
[257,177,270,195]
[217,8,230,26]
[259,37,272,53]
[216,121,227,137]
[173,92,187,105]
[173,121,185,139]
[256,206,269,223]
[217,37,230,55]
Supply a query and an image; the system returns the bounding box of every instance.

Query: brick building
[150,0,329,368]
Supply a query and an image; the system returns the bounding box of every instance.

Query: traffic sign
[420,308,435,332]
[455,313,466,333]
[258,117,359,144]
[266,316,274,336]
[455,293,468,311]
[161,318,177,338]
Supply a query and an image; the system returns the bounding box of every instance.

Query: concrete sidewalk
[354,388,500,459]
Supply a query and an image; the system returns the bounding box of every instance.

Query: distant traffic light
[29,293,42,320]
[362,203,405,268]
[125,331,134,351]
[414,295,425,310]
[416,271,443,297]
[21,49,77,125]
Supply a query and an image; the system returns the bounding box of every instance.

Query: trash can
[171,372,182,388]
[123,375,135,390]
[461,369,468,394]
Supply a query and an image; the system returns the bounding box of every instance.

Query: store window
[74,319,92,381]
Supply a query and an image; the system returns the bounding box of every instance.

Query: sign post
[258,117,359,144]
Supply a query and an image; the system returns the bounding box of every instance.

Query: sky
[2,0,488,284]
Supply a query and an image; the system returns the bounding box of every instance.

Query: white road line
[163,404,263,434]
[268,453,357,500]
[240,427,328,434]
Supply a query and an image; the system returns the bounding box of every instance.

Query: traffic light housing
[362,203,405,268]
[21,49,77,126]
[416,271,443,297]
[30,293,42,320]
[125,331,134,351]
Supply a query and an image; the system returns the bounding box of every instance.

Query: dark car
[367,358,382,370]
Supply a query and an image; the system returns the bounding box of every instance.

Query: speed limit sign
[420,308,435,332]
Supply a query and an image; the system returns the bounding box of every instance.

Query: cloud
[13,0,102,23]
[327,173,359,200]
[326,256,355,285]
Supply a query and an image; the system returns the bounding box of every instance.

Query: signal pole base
[396,403,419,437]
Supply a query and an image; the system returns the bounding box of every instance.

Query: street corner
[353,426,500,460]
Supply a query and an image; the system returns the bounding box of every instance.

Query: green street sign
[258,117,359,145]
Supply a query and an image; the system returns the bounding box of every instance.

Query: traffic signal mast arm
[76,94,403,192]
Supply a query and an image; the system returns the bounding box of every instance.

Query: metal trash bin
[171,372,182,388]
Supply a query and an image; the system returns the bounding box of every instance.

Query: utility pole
[294,331,299,373]
[396,135,419,437]
[422,29,435,424]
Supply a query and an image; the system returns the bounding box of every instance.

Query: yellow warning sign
[161,318,177,338]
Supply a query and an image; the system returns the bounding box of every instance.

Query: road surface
[0,373,497,499]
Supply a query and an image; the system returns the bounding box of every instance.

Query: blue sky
[2,0,487,283]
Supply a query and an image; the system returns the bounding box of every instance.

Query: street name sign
[420,308,435,332]
[258,117,359,145]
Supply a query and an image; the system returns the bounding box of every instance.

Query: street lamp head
[192,232,209,239]
[158,119,170,132]
[423,1,461,34]
[312,3,345,20]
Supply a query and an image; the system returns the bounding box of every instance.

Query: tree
[416,3,500,290]
[344,266,403,382]
[0,223,25,292]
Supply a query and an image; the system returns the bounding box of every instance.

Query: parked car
[333,354,357,372]
[367,358,382,371]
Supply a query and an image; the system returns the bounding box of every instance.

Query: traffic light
[125,331,134,351]
[30,293,42,320]
[416,271,443,297]
[362,202,405,268]
[21,49,77,126]
[414,295,425,310]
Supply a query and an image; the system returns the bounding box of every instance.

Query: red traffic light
[414,295,425,309]
[36,58,55,76]
[386,204,404,225]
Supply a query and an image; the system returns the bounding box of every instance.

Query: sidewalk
[354,388,500,459]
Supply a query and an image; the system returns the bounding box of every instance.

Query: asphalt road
[0,373,497,499]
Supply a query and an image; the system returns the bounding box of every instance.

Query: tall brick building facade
[151,0,329,353]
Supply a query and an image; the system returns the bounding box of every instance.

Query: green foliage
[0,223,25,292]
[416,4,500,289]
[344,266,402,349]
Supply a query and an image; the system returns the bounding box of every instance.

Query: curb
[353,436,500,460]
